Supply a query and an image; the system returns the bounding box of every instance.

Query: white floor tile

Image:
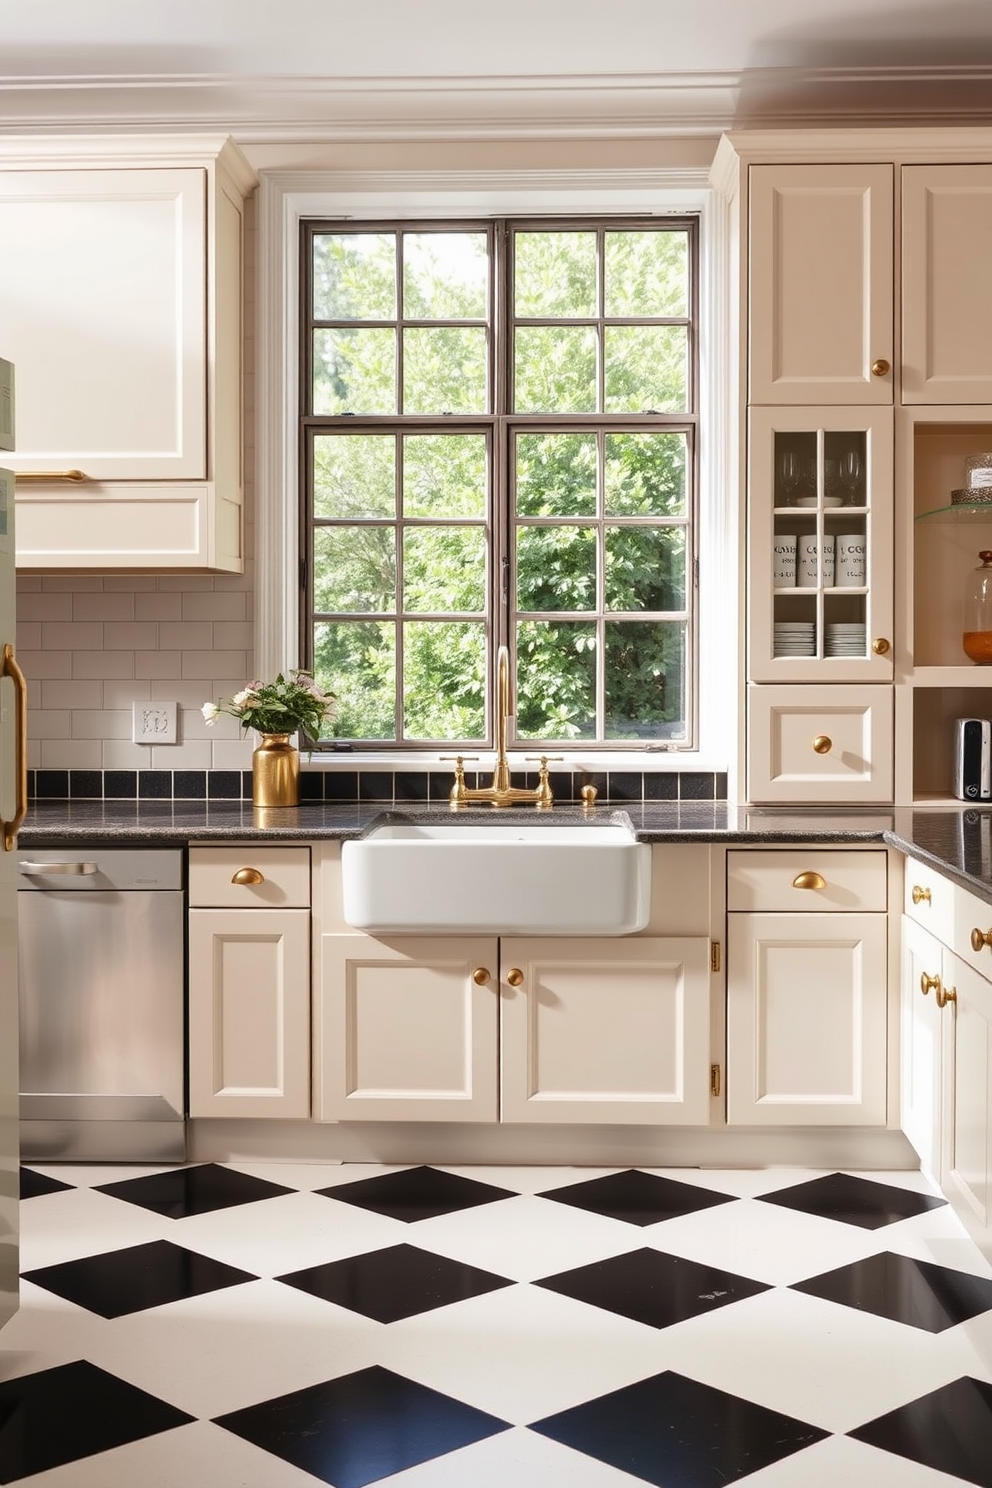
[741,1431,978,1487]
[17,1187,171,1270]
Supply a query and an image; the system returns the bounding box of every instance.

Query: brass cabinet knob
[472,967,492,986]
[970,927,992,953]
[231,867,265,885]
[911,885,931,905]
[871,358,890,377]
[920,971,941,996]
[792,870,826,891]
[936,982,957,1009]
[506,967,524,987]
[872,638,891,655]
[812,735,832,755]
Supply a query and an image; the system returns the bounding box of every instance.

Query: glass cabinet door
[748,407,893,682]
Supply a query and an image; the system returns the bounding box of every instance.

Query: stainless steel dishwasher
[17,847,186,1162]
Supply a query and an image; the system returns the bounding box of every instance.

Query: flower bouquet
[202,671,335,740]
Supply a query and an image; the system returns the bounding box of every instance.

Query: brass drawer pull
[472,967,491,986]
[920,972,941,996]
[506,967,524,987]
[970,927,992,953]
[911,885,931,905]
[231,867,265,886]
[793,871,826,891]
[17,468,89,483]
[812,735,832,755]
[936,982,957,1009]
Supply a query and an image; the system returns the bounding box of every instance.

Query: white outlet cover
[133,700,178,745]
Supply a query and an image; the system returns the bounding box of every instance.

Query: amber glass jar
[963,551,992,663]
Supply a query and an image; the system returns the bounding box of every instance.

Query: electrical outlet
[132,701,178,745]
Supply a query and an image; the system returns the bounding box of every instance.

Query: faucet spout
[447,644,560,808]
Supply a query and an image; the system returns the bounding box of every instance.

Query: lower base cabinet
[318,934,712,1125]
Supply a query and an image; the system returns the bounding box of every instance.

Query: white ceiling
[1,0,991,140]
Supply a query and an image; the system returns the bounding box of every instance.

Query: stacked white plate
[825,622,866,657]
[774,621,815,657]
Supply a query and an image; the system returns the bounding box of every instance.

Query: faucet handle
[440,755,479,761]
[524,755,563,766]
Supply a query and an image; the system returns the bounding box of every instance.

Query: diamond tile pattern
[3,1162,991,1487]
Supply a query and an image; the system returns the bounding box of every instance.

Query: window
[300,216,698,750]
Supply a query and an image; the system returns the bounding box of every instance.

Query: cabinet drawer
[951,878,992,979]
[902,857,955,943]
[748,686,894,804]
[189,846,311,908]
[727,849,888,912]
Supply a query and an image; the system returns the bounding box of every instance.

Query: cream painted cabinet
[726,850,889,1125]
[0,136,256,571]
[748,685,894,805]
[188,846,311,1119]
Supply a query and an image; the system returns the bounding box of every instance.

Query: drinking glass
[839,450,863,505]
[777,451,800,505]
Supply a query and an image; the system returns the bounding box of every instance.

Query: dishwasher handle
[18,859,99,876]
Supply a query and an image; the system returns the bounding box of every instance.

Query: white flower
[201,701,220,725]
[232,687,257,709]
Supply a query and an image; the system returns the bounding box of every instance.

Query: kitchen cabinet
[0,136,256,572]
[726,849,889,1125]
[188,846,311,1120]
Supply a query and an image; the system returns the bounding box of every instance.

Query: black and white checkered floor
[3,1162,992,1487]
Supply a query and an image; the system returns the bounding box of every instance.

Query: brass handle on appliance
[970,927,992,953]
[812,735,832,755]
[16,469,89,483]
[871,359,890,377]
[872,638,891,655]
[1,643,28,852]
[231,867,265,885]
[793,871,826,891]
[936,982,957,1009]
[920,972,941,996]
[912,885,931,905]
[506,967,524,987]
[472,967,491,986]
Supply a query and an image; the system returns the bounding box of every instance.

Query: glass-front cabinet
[749,407,894,683]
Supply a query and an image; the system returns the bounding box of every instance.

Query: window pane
[314,434,395,519]
[403,528,487,613]
[514,326,597,412]
[605,621,686,739]
[605,432,687,516]
[403,327,487,413]
[313,328,395,414]
[605,326,687,412]
[403,233,488,319]
[605,230,687,317]
[313,620,396,740]
[605,527,686,612]
[517,526,597,612]
[404,434,487,518]
[312,233,396,320]
[516,621,596,740]
[313,527,396,613]
[515,433,597,517]
[514,231,597,318]
[403,622,486,739]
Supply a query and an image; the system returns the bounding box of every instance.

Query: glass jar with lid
[963,551,992,663]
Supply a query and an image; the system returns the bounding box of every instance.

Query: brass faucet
[446,646,559,808]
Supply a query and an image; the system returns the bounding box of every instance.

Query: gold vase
[252,732,299,807]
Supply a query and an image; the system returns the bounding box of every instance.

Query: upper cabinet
[0,136,256,572]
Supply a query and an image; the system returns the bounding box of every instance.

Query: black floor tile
[320,1165,516,1222]
[757,1172,947,1229]
[791,1249,992,1333]
[22,1238,258,1319]
[19,1166,74,1199]
[850,1375,992,1488]
[0,1358,194,1480]
[94,1162,296,1218]
[538,1169,736,1226]
[214,1364,510,1488]
[530,1369,828,1488]
[534,1246,769,1329]
[277,1242,514,1323]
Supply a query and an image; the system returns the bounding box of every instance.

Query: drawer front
[902,857,955,944]
[951,878,992,979]
[748,686,894,804]
[727,849,888,912]
[189,846,311,908]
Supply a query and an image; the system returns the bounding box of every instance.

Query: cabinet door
[727,912,887,1125]
[188,908,310,1119]
[0,169,206,480]
[748,684,894,804]
[748,164,894,405]
[499,937,712,1125]
[903,166,992,405]
[900,915,946,1180]
[318,934,498,1122]
[942,949,992,1243]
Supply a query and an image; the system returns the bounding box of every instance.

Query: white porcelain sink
[341,819,652,935]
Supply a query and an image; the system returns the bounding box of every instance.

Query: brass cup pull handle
[912,885,931,905]
[1,643,28,852]
[970,927,992,953]
[872,638,891,655]
[231,867,265,886]
[920,972,941,996]
[17,468,89,483]
[793,871,826,891]
[812,735,832,755]
[871,358,890,377]
[472,967,491,986]
[506,967,524,987]
[936,983,957,1009]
